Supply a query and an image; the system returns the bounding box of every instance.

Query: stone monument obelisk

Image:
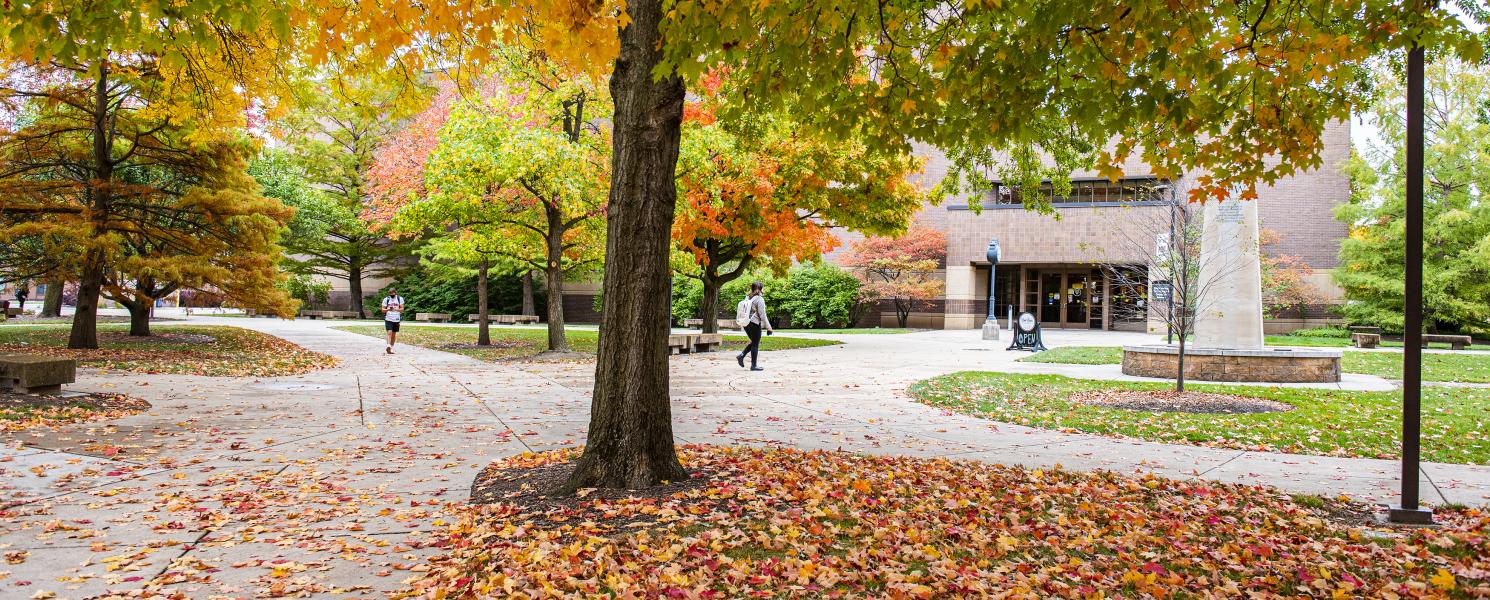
[1193,197,1264,349]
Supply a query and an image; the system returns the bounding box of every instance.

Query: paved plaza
[3,317,1489,597]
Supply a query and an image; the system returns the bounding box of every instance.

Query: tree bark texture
[563,0,689,492]
[124,298,151,337]
[477,259,491,346]
[521,270,536,316]
[544,204,569,352]
[700,275,720,334]
[348,264,364,317]
[41,277,62,318]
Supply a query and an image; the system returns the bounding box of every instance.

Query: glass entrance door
[1040,273,1063,324]
[1065,274,1089,326]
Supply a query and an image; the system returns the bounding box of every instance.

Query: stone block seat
[0,354,76,395]
[1423,334,1472,351]
[1348,325,1383,335]
[683,318,742,331]
[416,313,451,323]
[1352,333,1381,349]
[692,333,724,352]
[466,314,540,325]
[1122,345,1342,383]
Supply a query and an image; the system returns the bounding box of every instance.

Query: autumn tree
[842,226,947,328]
[1259,229,1324,320]
[1337,57,1490,333]
[674,72,924,333]
[301,0,1484,491]
[370,63,608,352]
[0,1,291,348]
[102,149,295,335]
[267,74,424,317]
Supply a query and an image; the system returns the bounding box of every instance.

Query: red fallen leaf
[102,447,120,457]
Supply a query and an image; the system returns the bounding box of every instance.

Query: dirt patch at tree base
[1072,389,1293,414]
[100,332,218,344]
[437,341,529,351]
[470,457,714,529]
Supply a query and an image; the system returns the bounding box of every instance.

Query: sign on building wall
[1151,281,1173,302]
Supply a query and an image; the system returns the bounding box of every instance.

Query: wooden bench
[416,312,451,323]
[1352,333,1381,349]
[1423,334,1473,350]
[467,314,540,325]
[0,354,75,395]
[3,307,20,318]
[1349,325,1383,335]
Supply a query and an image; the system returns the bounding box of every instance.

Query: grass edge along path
[396,445,1490,598]
[334,324,839,361]
[0,324,337,377]
[1020,345,1490,382]
[910,371,1490,464]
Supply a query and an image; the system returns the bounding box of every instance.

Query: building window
[990,177,1169,207]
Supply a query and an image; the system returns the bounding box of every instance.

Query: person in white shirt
[380,289,404,354]
[736,281,773,371]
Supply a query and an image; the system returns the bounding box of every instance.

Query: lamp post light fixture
[982,238,1001,341]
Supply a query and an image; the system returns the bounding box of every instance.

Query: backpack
[735,297,754,328]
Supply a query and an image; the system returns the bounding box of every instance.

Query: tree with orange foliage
[843,226,948,328]
[1259,229,1324,320]
[674,72,924,333]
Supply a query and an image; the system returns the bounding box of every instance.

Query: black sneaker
[736,354,745,368]
[750,366,764,371]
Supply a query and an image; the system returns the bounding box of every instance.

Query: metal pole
[1390,42,1432,525]
[986,264,996,321]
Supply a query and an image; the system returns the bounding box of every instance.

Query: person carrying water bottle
[734,281,773,371]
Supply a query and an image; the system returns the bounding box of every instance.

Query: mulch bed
[438,341,529,351]
[470,457,714,529]
[0,390,150,431]
[100,331,218,345]
[1072,389,1293,414]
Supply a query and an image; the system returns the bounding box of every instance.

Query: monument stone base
[1122,345,1341,383]
[981,320,1000,341]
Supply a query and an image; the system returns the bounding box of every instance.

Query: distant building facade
[846,120,1351,333]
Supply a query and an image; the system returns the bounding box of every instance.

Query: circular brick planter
[1122,345,1342,383]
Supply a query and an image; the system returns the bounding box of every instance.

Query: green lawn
[1021,345,1490,382]
[778,327,919,335]
[335,324,839,361]
[910,371,1490,464]
[0,324,337,376]
[1264,334,1472,350]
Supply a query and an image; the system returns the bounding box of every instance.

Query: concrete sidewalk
[1,317,1487,597]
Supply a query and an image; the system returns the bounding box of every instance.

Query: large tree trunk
[477,259,490,346]
[562,0,688,492]
[41,277,63,318]
[124,298,151,337]
[69,65,111,351]
[699,274,720,334]
[544,205,569,352]
[68,256,103,349]
[348,264,364,317]
[521,270,536,316]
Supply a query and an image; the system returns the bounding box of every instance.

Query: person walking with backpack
[380,288,405,354]
[735,281,773,371]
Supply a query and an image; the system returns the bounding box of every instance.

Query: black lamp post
[985,238,1000,320]
[1390,41,1432,525]
[982,239,1002,341]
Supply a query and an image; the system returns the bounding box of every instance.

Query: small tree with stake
[1092,192,1248,392]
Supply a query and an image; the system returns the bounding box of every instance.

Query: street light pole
[1390,41,1432,525]
[982,238,1001,341]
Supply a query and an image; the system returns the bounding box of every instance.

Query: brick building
[852,121,1351,333]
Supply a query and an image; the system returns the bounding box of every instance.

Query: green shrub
[778,263,865,328]
[369,266,542,320]
[670,277,703,325]
[282,275,330,307]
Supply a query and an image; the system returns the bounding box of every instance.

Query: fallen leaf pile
[0,325,338,377]
[911,372,1490,465]
[402,445,1490,598]
[0,392,149,432]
